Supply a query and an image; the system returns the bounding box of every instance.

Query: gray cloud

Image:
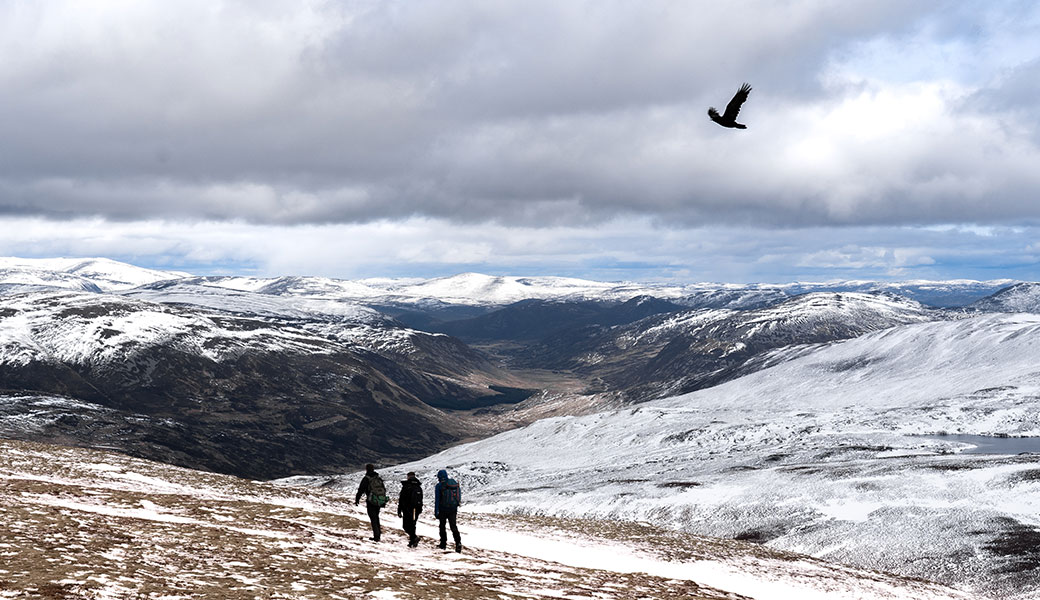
[1,1,1038,229]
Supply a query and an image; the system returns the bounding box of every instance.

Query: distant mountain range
[1,257,1020,307]
[1,256,1038,480]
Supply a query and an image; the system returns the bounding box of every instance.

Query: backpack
[441,479,461,510]
[407,484,423,509]
[367,474,388,508]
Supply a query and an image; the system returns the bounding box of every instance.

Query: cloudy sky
[2,1,1039,282]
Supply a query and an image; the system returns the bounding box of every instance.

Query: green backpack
[368,474,388,507]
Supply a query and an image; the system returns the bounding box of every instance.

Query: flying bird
[708,83,752,129]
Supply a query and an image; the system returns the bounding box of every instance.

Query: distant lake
[927,434,1040,455]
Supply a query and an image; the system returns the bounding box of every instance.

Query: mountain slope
[1,437,974,600]
[124,280,528,410]
[968,282,1040,313]
[385,313,1040,598]
[512,291,944,401]
[0,256,187,291]
[0,289,499,478]
[430,296,685,342]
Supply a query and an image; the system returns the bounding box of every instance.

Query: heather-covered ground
[0,438,973,599]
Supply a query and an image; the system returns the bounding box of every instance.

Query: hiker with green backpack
[355,464,388,542]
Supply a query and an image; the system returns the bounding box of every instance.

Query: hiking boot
[455,543,462,553]
[438,542,446,550]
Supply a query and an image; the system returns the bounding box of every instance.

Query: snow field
[386,314,1040,597]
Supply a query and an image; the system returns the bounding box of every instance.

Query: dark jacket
[434,469,462,517]
[355,470,378,505]
[399,478,423,515]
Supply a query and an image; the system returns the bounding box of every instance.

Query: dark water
[929,434,1040,455]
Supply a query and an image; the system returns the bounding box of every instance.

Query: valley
[3,257,1040,597]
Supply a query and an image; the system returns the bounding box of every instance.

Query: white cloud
[1,2,1039,281]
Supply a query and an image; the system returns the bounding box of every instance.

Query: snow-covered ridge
[0,257,188,292]
[123,280,388,324]
[0,290,347,366]
[191,273,1026,308]
[968,282,1040,313]
[0,257,1023,308]
[649,291,936,343]
[0,286,450,368]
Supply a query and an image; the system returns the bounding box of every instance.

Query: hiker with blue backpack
[355,464,388,542]
[434,469,463,553]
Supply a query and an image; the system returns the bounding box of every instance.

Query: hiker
[355,464,388,542]
[398,471,423,547]
[434,469,463,553]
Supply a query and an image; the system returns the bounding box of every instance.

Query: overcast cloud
[1,1,1039,280]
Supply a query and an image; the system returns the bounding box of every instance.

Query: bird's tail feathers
[707,107,720,119]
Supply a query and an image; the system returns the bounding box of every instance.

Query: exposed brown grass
[0,438,738,600]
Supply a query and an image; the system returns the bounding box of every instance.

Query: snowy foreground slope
[0,439,973,600]
[362,313,1040,598]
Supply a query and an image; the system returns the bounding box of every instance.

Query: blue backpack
[441,479,461,509]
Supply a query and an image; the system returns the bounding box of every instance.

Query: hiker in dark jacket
[434,469,463,553]
[397,471,423,547]
[355,464,386,542]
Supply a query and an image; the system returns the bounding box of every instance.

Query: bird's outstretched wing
[722,83,751,121]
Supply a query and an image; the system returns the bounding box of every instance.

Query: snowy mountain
[371,272,662,305]
[368,312,1040,598]
[0,256,187,292]
[288,274,1018,310]
[780,279,1020,308]
[187,271,686,308]
[0,288,525,478]
[968,282,1040,313]
[505,291,945,402]
[428,295,686,342]
[0,256,1022,311]
[124,279,388,323]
